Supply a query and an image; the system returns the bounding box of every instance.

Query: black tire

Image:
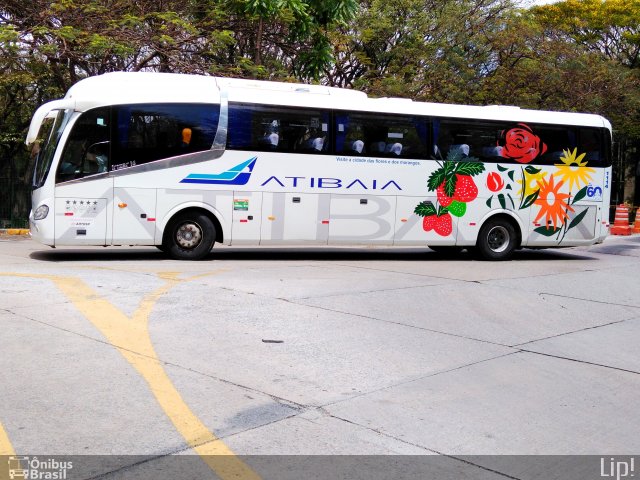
[163,211,216,260]
[428,246,463,256]
[476,217,517,261]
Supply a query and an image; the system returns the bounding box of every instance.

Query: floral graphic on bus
[500,123,547,164]
[517,167,546,201]
[487,164,544,210]
[533,175,574,230]
[489,149,594,242]
[486,172,505,192]
[555,147,596,192]
[414,148,485,236]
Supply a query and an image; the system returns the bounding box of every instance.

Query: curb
[0,229,30,235]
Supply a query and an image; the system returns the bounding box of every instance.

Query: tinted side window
[335,112,428,158]
[433,119,501,161]
[531,124,577,165]
[227,103,330,154]
[434,119,588,166]
[578,127,610,167]
[57,107,111,183]
[113,103,220,170]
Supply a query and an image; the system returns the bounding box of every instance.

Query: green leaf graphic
[414,201,437,217]
[456,162,485,176]
[525,166,542,174]
[497,165,509,172]
[534,226,561,236]
[520,190,539,209]
[572,186,588,204]
[508,170,515,181]
[508,194,515,209]
[427,168,446,191]
[437,205,449,216]
[444,174,457,197]
[567,208,589,230]
[506,184,512,190]
[486,197,493,208]
[498,193,506,209]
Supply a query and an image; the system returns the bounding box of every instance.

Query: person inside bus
[450,143,470,157]
[181,127,192,148]
[262,120,280,149]
[350,140,364,154]
[386,142,403,156]
[84,142,109,173]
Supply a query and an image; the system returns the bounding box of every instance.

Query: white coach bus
[26,72,612,260]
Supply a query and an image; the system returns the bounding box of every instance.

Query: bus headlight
[33,204,49,220]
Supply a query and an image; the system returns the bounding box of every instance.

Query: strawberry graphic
[453,174,478,202]
[437,174,478,206]
[447,200,467,218]
[436,183,454,207]
[425,149,485,216]
[415,149,484,237]
[422,214,437,232]
[434,213,452,236]
[414,201,452,237]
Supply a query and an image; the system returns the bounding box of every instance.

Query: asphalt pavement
[1,235,639,479]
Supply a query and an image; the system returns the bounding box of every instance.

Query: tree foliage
[1,0,640,219]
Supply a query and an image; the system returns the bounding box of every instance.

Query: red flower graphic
[486,172,505,192]
[500,123,547,164]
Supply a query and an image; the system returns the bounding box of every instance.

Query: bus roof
[52,72,610,130]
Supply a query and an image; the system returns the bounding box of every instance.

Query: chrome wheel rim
[487,225,509,253]
[175,222,203,249]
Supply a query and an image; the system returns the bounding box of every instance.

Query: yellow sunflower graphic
[555,148,595,192]
[533,175,574,230]
[517,169,546,198]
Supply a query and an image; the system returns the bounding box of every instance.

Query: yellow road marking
[0,272,259,480]
[0,421,17,480]
[0,421,16,456]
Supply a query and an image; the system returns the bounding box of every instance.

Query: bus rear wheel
[164,211,216,260]
[476,217,517,261]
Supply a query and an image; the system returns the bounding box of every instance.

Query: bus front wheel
[164,211,216,260]
[476,217,517,261]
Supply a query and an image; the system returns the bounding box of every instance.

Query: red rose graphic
[486,172,505,192]
[500,123,547,164]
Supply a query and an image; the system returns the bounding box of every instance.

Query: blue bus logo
[181,157,257,185]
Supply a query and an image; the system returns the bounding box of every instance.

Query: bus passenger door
[393,196,459,245]
[55,197,108,245]
[113,187,157,244]
[231,192,263,244]
[260,193,330,244]
[328,194,396,245]
[54,178,112,245]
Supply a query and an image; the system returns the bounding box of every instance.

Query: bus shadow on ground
[29,246,595,262]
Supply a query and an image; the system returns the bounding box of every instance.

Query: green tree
[532,0,640,69]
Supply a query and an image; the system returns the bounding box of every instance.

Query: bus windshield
[31,109,72,188]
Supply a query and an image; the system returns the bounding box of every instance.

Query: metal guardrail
[0,178,30,228]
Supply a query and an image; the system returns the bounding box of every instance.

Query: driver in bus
[85,142,109,173]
